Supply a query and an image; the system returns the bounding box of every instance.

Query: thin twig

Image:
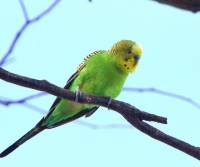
[0,92,46,106]
[123,87,200,109]
[0,93,47,114]
[74,120,132,129]
[0,0,61,66]
[1,67,200,160]
[30,0,61,23]
[19,0,29,21]
[21,102,46,114]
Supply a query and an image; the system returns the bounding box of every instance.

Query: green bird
[0,40,142,157]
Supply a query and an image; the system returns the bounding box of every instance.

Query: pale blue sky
[0,0,200,166]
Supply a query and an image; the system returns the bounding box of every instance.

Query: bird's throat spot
[123,63,131,71]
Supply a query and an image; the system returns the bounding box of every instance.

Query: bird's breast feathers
[71,52,128,98]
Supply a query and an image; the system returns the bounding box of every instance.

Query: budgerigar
[0,40,142,157]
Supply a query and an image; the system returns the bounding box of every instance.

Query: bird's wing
[44,50,106,128]
[48,72,78,112]
[49,50,106,111]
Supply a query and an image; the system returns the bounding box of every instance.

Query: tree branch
[1,86,200,114]
[123,116,200,159]
[1,67,200,160]
[0,67,166,124]
[153,0,200,12]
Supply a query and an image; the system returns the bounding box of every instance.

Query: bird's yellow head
[108,40,143,73]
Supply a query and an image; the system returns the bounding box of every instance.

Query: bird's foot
[107,96,112,109]
[75,88,82,103]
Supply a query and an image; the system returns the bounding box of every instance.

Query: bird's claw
[75,88,82,102]
[107,96,112,109]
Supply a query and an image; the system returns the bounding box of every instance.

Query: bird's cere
[131,43,143,56]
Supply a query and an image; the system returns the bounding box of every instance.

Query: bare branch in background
[19,0,29,21]
[152,0,200,12]
[0,93,47,114]
[19,103,47,114]
[1,68,200,160]
[0,92,46,106]
[0,0,61,66]
[74,120,132,129]
[123,87,200,109]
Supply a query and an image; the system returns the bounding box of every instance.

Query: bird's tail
[0,122,45,158]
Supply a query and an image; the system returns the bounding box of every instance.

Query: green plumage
[45,52,128,127]
[0,40,142,157]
